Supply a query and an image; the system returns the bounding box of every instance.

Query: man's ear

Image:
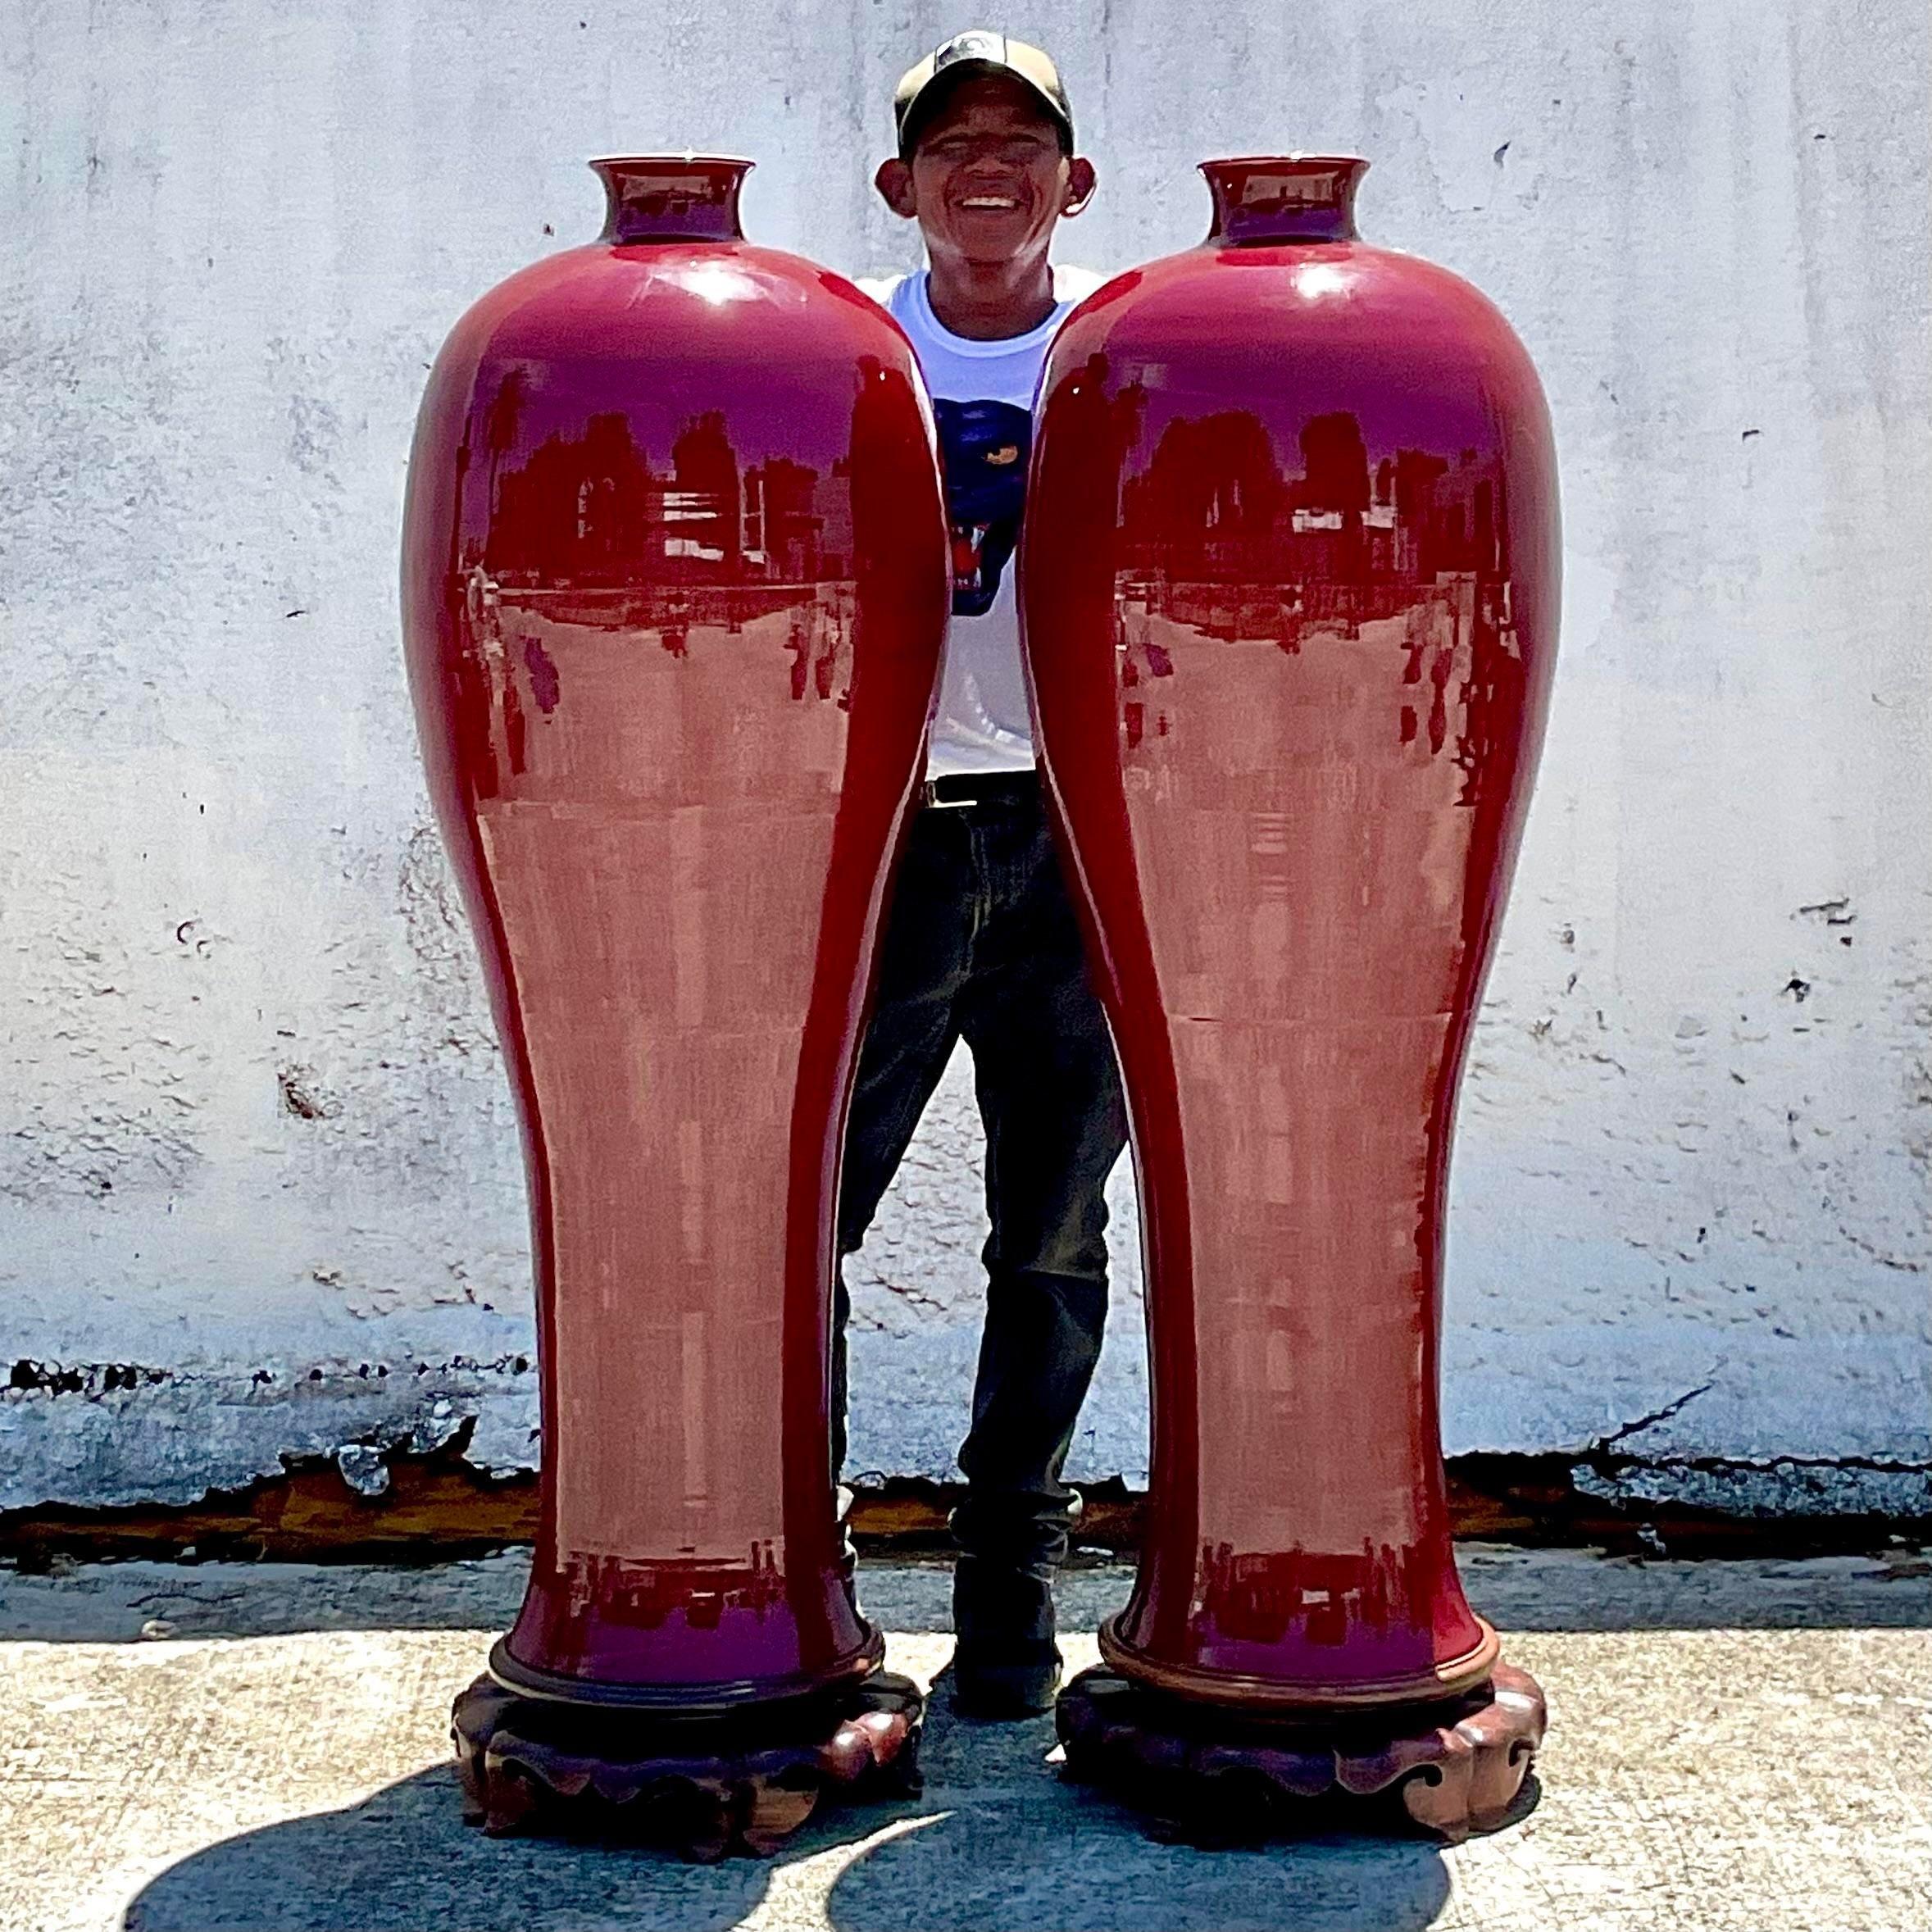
[874,157,918,220]
[1061,157,1098,218]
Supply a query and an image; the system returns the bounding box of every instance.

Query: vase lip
[1199,153,1368,246]
[588,151,757,173]
[588,154,755,243]
[1199,150,1370,172]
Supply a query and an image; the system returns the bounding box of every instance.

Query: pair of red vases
[401,155,1557,1721]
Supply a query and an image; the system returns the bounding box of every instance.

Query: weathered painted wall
[3,1,1927,1519]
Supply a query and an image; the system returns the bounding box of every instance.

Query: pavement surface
[2,1547,1928,1932]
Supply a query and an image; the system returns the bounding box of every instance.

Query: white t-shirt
[859,264,1102,777]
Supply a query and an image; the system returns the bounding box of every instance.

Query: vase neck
[589,156,751,243]
[1201,155,1366,245]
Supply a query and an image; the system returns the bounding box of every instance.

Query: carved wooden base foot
[452,1669,923,1860]
[1057,1661,1545,1845]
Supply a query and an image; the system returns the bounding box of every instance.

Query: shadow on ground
[821,1693,1454,1932]
[123,1692,1452,1932]
[123,1760,763,1932]
[9,1545,1930,1643]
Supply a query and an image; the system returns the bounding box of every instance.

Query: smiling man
[833,33,1126,1719]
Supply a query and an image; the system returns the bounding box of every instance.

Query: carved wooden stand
[1057,1663,1544,1845]
[452,1671,924,1861]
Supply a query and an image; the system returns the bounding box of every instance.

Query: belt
[920,769,1039,811]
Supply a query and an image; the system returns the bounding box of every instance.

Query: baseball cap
[893,30,1074,160]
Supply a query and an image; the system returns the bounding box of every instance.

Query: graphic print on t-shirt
[933,398,1033,618]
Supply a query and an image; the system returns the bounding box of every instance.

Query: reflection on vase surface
[401,158,948,1702]
[1024,157,1559,1706]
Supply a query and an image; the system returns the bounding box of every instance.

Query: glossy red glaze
[401,158,948,1707]
[1023,157,1559,1708]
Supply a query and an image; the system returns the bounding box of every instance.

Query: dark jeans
[832,775,1128,1575]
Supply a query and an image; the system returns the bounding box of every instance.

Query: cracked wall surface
[2,2,1928,1518]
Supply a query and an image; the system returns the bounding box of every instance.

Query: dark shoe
[949,1555,1062,1720]
[949,1648,1063,1718]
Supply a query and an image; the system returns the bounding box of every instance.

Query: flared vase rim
[589,154,756,243]
[1198,152,1370,174]
[1198,153,1368,244]
[588,152,757,173]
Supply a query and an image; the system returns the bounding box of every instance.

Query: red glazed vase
[1023,157,1559,1709]
[401,157,948,1708]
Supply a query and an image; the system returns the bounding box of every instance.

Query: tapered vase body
[402,158,948,1709]
[1023,157,1559,1709]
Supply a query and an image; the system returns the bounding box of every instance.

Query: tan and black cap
[893,30,1074,159]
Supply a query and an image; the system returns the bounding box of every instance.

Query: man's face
[881,73,1089,268]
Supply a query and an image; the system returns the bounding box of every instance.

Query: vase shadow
[819,1683,1454,1932]
[120,1762,782,1932]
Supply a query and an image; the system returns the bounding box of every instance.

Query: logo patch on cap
[939,30,1005,67]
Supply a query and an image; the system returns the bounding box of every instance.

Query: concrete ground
[1,1548,1927,1932]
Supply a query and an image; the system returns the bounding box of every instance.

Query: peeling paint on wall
[1572,1462,1932,1522]
[0,1352,540,1512]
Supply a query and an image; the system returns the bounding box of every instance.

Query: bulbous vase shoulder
[424,235,920,405]
[1048,238,1552,466]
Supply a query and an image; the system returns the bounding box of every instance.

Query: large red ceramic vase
[1025,157,1558,1709]
[402,157,948,1708]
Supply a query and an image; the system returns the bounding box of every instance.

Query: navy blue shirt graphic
[934,398,1033,619]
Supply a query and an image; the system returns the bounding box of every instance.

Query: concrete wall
[3,0,1927,1520]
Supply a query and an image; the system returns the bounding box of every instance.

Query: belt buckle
[921,779,973,810]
